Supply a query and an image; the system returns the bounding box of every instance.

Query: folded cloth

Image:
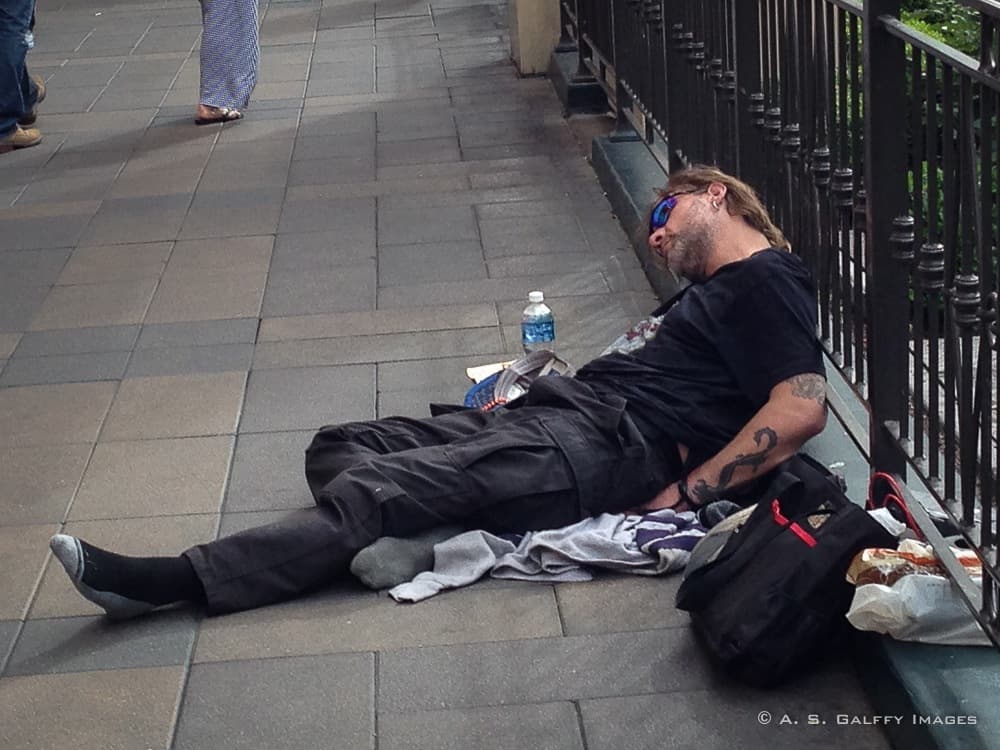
[389,509,705,603]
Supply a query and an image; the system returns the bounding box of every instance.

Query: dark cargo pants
[185,385,682,614]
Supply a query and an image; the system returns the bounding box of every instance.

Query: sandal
[195,107,243,126]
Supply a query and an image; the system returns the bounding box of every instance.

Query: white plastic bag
[845,540,990,646]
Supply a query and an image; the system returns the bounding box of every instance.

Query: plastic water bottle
[521,290,555,353]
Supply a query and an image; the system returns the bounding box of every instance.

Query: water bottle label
[522,320,555,344]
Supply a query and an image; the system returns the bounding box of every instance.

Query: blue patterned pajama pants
[199,0,260,109]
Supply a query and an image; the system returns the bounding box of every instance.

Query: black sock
[78,541,206,607]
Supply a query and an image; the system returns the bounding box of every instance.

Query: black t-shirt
[574,248,825,465]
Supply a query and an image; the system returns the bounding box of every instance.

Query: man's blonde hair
[656,165,790,250]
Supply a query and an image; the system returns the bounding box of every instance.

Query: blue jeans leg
[0,0,36,137]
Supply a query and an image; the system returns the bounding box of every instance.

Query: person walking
[194,0,260,125]
[50,166,829,619]
[0,0,43,153]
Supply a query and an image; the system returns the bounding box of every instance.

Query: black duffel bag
[675,453,897,687]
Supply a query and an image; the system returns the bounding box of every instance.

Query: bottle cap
[528,291,544,303]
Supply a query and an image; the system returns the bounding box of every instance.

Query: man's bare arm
[641,373,828,510]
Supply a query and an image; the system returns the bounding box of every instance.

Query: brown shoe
[0,126,43,154]
[19,74,47,126]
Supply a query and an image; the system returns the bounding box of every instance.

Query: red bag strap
[771,499,818,548]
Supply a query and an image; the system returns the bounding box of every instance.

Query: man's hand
[631,481,682,513]
[632,373,827,515]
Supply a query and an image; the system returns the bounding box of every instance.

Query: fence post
[863,0,911,475]
[610,0,641,142]
[732,0,761,181]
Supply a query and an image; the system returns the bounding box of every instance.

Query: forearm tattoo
[789,373,827,407]
[690,426,778,503]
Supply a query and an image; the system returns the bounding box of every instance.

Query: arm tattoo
[789,373,827,407]
[690,426,778,503]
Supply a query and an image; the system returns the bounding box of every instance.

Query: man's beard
[667,222,715,282]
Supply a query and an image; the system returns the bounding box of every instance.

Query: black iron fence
[561,0,1000,647]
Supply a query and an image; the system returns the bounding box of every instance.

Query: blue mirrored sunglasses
[649,188,706,235]
[648,195,679,235]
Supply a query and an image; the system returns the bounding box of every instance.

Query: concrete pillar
[509,0,561,76]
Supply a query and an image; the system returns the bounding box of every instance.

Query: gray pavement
[0,1,891,748]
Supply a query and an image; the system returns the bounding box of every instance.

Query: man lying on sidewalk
[50,165,829,619]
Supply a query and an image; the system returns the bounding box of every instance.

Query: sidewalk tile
[0,351,130,387]
[4,612,198,676]
[258,302,497,342]
[239,364,374,432]
[136,318,259,349]
[379,628,709,711]
[378,703,583,750]
[29,279,157,331]
[30,515,217,619]
[0,620,18,672]
[278,195,375,234]
[101,372,245,441]
[376,272,609,308]
[288,156,376,186]
[125,342,254,378]
[194,586,561,663]
[165,235,274,277]
[0,334,20,359]
[270,229,376,271]
[40,85,105,113]
[0,213,95,251]
[57,242,172,285]
[297,110,375,137]
[0,524,59,620]
[215,117,300,144]
[378,386,465,417]
[377,203,476,244]
[69,435,234,520]
[319,4,374,29]
[173,654,374,750]
[210,137,296,165]
[108,167,203,199]
[579,675,890,750]
[307,70,375,97]
[91,88,167,112]
[0,286,50,332]
[79,193,192,245]
[378,241,486,285]
[144,271,267,323]
[376,46,442,67]
[252,327,503,369]
[464,142,564,162]
[16,174,116,204]
[0,444,92,526]
[292,132,376,161]
[178,188,284,240]
[262,264,376,317]
[556,575,689,635]
[377,63,447,92]
[479,214,590,257]
[314,26,375,43]
[0,381,116,447]
[377,136,460,166]
[225,430,315,511]
[198,158,291,191]
[0,667,185,750]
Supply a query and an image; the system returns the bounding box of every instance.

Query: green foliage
[900,0,980,56]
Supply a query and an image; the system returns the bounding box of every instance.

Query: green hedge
[900,0,980,55]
